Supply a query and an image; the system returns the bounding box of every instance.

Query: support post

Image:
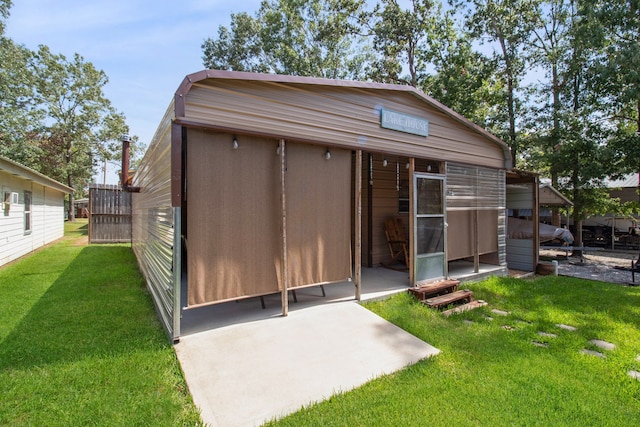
[280,139,289,316]
[473,210,479,272]
[409,157,415,285]
[354,150,362,300]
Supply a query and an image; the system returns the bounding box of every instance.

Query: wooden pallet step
[423,290,473,309]
[409,279,460,300]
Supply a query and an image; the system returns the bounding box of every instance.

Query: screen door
[414,173,446,283]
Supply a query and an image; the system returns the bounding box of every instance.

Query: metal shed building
[132,70,512,341]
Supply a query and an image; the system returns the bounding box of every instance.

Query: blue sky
[5,0,263,183]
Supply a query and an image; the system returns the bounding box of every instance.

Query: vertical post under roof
[354,150,362,301]
[280,139,289,316]
[409,157,415,285]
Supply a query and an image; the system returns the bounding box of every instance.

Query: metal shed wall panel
[506,182,536,271]
[445,164,506,265]
[132,105,178,340]
[183,80,506,169]
[506,238,535,271]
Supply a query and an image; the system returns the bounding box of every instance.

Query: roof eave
[0,156,74,194]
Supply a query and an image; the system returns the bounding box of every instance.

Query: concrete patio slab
[175,301,440,427]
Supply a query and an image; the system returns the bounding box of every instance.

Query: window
[24,191,32,233]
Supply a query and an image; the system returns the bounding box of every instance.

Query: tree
[202,12,269,73]
[419,9,501,127]
[520,0,628,253]
[0,1,41,165]
[0,0,11,34]
[202,0,370,79]
[363,0,437,87]
[0,37,41,165]
[580,0,640,174]
[454,0,535,166]
[32,46,129,221]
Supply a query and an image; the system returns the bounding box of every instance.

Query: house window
[24,191,32,233]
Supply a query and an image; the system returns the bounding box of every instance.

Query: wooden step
[423,289,473,309]
[442,300,487,317]
[408,279,460,300]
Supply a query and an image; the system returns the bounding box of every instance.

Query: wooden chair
[383,218,409,270]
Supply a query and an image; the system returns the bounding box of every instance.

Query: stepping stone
[515,319,532,325]
[589,339,615,351]
[483,315,494,321]
[538,332,557,338]
[491,309,510,316]
[463,320,474,325]
[629,370,640,380]
[581,349,606,358]
[501,325,515,331]
[532,341,548,348]
[556,323,577,331]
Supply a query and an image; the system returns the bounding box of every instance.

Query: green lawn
[4,222,640,426]
[0,220,202,426]
[267,275,640,426]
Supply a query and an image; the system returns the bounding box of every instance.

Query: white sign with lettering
[380,108,429,137]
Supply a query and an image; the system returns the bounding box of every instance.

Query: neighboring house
[0,156,72,268]
[131,70,513,340]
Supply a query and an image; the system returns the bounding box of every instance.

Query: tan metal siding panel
[184,81,506,169]
[132,105,177,340]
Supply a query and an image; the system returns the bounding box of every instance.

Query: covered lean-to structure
[131,70,512,341]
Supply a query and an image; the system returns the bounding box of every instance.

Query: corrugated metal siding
[445,164,506,266]
[132,106,179,340]
[506,239,535,270]
[183,80,506,169]
[506,183,534,270]
[507,184,535,210]
[498,171,507,266]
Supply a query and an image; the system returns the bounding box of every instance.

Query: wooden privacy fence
[89,184,132,243]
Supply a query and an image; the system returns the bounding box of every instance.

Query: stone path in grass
[463,309,640,381]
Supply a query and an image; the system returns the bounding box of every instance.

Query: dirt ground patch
[540,248,640,285]
[71,236,88,246]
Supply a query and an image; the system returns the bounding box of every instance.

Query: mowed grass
[268,275,640,426]
[0,220,202,426]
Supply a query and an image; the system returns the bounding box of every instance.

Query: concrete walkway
[175,291,439,426]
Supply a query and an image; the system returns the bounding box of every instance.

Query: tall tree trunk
[67,173,75,222]
[571,171,582,258]
[551,62,562,226]
[492,19,518,166]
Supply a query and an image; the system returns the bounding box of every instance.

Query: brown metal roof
[174,69,512,168]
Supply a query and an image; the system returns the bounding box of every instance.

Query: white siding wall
[0,171,66,267]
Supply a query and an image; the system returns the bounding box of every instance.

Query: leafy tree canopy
[202,0,370,79]
[0,1,137,220]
